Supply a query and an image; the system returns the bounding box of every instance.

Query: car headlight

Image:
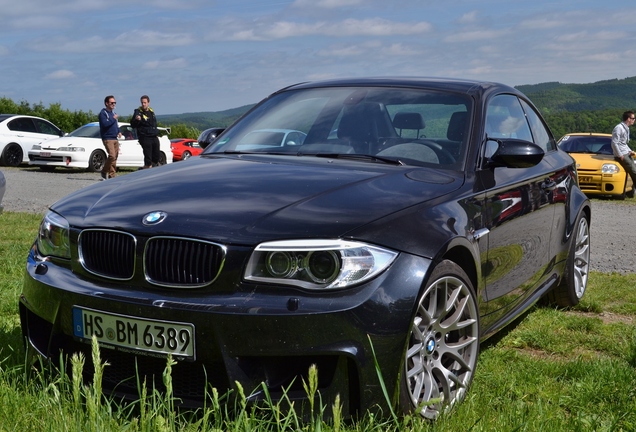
[57,147,85,152]
[31,144,41,151]
[244,239,398,290]
[602,163,620,174]
[37,211,71,259]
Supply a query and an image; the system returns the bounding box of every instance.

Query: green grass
[1,210,636,431]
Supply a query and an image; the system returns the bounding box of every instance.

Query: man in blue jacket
[98,95,120,180]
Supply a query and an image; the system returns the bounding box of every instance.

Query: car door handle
[541,179,557,192]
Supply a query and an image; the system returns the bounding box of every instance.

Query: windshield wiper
[219,150,404,165]
[302,153,405,166]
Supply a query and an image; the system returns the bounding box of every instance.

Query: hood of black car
[52,155,462,244]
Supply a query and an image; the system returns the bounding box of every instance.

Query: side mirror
[198,128,225,149]
[488,138,544,168]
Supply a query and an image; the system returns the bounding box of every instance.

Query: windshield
[558,135,613,155]
[206,86,472,169]
[69,125,101,138]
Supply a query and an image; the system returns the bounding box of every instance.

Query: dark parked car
[197,127,225,149]
[20,77,591,420]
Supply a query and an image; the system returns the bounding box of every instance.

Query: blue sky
[1,0,634,116]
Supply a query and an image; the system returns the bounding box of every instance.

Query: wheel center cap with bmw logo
[142,211,167,225]
[426,338,436,355]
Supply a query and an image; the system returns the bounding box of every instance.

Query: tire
[159,152,167,165]
[1,143,24,167]
[182,151,192,160]
[400,260,480,420]
[547,212,590,307]
[87,150,106,172]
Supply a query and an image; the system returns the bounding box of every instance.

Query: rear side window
[7,117,37,133]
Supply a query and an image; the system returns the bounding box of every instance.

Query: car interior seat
[337,102,395,154]
[393,112,425,138]
[447,111,467,142]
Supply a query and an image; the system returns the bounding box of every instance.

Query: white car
[28,122,172,172]
[234,128,307,150]
[0,114,65,166]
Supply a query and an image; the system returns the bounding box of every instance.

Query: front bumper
[577,171,630,197]
[20,246,431,416]
[28,152,89,168]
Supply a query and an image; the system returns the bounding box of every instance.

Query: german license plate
[579,176,592,183]
[40,152,51,157]
[72,307,195,359]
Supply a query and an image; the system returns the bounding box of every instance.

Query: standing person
[98,95,120,180]
[611,110,636,185]
[131,95,160,169]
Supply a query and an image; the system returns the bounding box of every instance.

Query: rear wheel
[1,143,23,167]
[181,151,192,160]
[547,211,590,307]
[159,152,167,165]
[400,260,480,420]
[87,150,106,172]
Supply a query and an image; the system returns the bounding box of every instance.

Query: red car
[170,138,203,161]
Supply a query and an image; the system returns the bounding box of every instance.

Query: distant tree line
[0,96,632,144]
[0,97,202,139]
[544,109,626,140]
[0,97,95,134]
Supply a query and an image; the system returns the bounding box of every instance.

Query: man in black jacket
[131,95,160,169]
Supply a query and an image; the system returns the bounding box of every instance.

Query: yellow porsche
[558,132,634,199]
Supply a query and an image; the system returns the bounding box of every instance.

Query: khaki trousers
[102,139,120,178]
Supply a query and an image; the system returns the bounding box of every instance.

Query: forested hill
[156,76,636,139]
[517,76,636,114]
[157,104,255,130]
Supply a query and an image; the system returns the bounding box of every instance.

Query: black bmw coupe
[20,77,591,419]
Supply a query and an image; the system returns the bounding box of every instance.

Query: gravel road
[2,166,635,274]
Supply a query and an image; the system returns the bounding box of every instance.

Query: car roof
[278,76,514,96]
[0,114,47,122]
[562,132,612,137]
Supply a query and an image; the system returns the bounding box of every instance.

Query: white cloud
[457,11,479,24]
[518,17,562,30]
[113,31,194,49]
[213,18,432,41]
[45,69,76,79]
[26,30,194,53]
[292,0,363,9]
[143,58,188,69]
[444,29,508,43]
